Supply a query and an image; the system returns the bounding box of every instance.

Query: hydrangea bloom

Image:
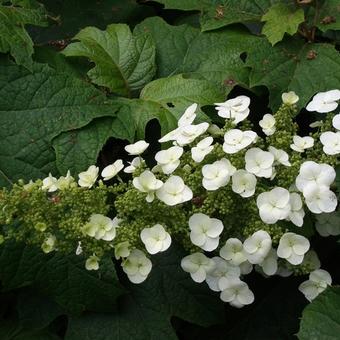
[133,170,163,202]
[223,129,257,154]
[57,171,74,190]
[78,165,99,188]
[257,248,278,276]
[156,175,192,206]
[320,131,340,155]
[140,224,171,254]
[82,214,118,241]
[206,257,241,292]
[191,137,214,163]
[306,89,340,113]
[122,249,152,284]
[124,140,149,155]
[256,187,291,224]
[189,213,224,251]
[178,103,197,127]
[181,252,215,283]
[303,183,337,214]
[101,160,124,181]
[332,114,340,130]
[41,234,56,253]
[299,269,332,301]
[124,157,142,173]
[114,241,130,260]
[282,91,299,105]
[231,170,257,198]
[259,114,276,136]
[268,146,291,166]
[243,230,272,264]
[290,136,314,153]
[202,158,236,190]
[277,232,310,265]
[315,212,340,236]
[155,146,183,174]
[215,95,250,124]
[245,148,274,178]
[42,173,58,192]
[85,255,99,271]
[219,238,247,265]
[220,280,254,308]
[287,192,305,227]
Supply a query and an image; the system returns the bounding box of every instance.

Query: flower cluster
[1,89,339,307]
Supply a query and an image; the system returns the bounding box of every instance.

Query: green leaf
[0,241,125,314]
[298,286,340,340]
[246,39,340,110]
[261,3,305,45]
[62,24,156,96]
[135,17,258,90]
[66,244,224,340]
[0,1,47,70]
[316,0,340,32]
[151,0,208,11]
[0,62,123,187]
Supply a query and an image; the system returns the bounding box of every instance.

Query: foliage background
[0,0,340,339]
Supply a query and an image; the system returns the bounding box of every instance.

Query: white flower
[191,137,214,163]
[124,157,142,174]
[101,160,124,181]
[296,161,336,194]
[306,89,340,113]
[202,158,236,191]
[181,252,215,283]
[219,238,247,265]
[259,114,276,136]
[82,214,118,241]
[239,261,253,275]
[156,175,192,206]
[122,249,152,284]
[215,95,250,124]
[140,224,171,255]
[178,103,197,127]
[320,131,340,155]
[290,136,314,153]
[57,171,74,190]
[268,146,291,166]
[114,241,130,260]
[85,255,99,271]
[315,212,340,236]
[245,148,274,178]
[299,269,332,301]
[41,234,56,253]
[78,165,99,188]
[220,280,254,308]
[133,170,163,202]
[124,140,149,155]
[333,114,340,130]
[304,183,337,214]
[258,248,278,276]
[287,192,305,227]
[189,213,224,251]
[231,170,257,198]
[282,91,299,105]
[155,146,183,174]
[42,173,58,192]
[256,187,291,224]
[206,257,241,292]
[159,123,209,146]
[223,129,257,154]
[243,230,272,264]
[277,232,310,265]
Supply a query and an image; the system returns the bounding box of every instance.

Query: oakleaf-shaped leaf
[261,3,305,45]
[62,24,156,96]
[316,0,340,32]
[246,39,340,110]
[66,244,224,340]
[0,1,48,70]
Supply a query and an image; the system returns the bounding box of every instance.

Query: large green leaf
[66,245,224,340]
[0,242,125,314]
[298,287,340,340]
[261,3,304,45]
[246,39,340,110]
[0,1,47,70]
[62,24,156,96]
[316,0,340,32]
[135,17,258,90]
[0,62,125,187]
